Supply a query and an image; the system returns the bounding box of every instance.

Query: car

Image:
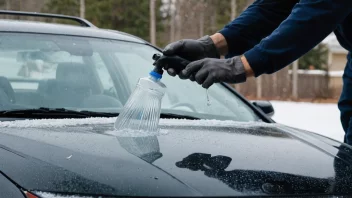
[0,10,351,198]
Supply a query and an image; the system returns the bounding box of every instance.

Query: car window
[0,32,259,121]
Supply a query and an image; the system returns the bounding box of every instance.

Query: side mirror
[252,101,275,117]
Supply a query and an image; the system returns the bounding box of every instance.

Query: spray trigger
[152,53,191,75]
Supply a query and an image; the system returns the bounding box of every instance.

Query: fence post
[272,72,277,98]
[256,76,262,99]
[292,60,299,99]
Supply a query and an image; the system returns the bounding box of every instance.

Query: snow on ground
[270,100,345,142]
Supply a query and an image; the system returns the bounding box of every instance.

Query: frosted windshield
[0,32,259,121]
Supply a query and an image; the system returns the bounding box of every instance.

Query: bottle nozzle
[152,54,162,61]
[152,53,164,75]
[150,53,164,80]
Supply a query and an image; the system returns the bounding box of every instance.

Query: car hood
[0,118,351,197]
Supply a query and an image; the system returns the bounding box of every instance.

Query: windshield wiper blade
[160,113,200,120]
[79,110,118,117]
[0,108,118,118]
[0,108,197,119]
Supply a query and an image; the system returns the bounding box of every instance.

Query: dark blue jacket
[218,0,352,77]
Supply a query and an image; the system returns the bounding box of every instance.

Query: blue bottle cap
[149,70,162,80]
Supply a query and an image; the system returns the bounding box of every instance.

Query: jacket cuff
[218,28,252,58]
[243,47,269,77]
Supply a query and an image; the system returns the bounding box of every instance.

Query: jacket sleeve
[243,0,352,77]
[218,0,299,58]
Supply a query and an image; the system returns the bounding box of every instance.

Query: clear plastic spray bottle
[114,54,166,137]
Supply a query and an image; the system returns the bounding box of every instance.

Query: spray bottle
[114,53,190,137]
[113,54,165,137]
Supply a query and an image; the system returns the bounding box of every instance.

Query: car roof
[0,19,147,44]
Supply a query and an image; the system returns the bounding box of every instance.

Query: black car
[0,10,351,198]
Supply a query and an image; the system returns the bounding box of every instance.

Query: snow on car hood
[1,117,352,196]
[0,117,277,128]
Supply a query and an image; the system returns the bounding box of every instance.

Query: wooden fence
[232,67,341,100]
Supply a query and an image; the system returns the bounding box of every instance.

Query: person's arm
[243,0,352,77]
[216,0,299,57]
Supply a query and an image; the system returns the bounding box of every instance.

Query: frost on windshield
[0,117,116,128]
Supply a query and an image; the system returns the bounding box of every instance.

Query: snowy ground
[270,101,345,142]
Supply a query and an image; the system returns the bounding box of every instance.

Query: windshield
[0,32,259,121]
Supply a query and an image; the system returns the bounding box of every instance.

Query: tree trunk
[199,6,204,37]
[231,0,237,19]
[231,0,241,92]
[209,5,217,33]
[175,0,182,41]
[169,0,176,42]
[150,0,156,45]
[80,0,85,18]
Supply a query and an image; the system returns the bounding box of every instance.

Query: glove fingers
[202,75,215,89]
[189,74,196,81]
[167,68,176,76]
[195,68,208,85]
[181,60,205,79]
[163,40,183,55]
[155,55,189,76]
[154,57,169,69]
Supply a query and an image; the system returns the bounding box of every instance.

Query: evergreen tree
[44,0,164,46]
[299,44,328,70]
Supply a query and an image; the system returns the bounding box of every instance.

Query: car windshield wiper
[0,108,118,118]
[160,113,200,120]
[0,108,200,120]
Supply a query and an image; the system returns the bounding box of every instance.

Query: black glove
[180,56,247,89]
[162,35,220,76]
[152,54,190,77]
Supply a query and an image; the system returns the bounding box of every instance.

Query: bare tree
[174,0,182,41]
[80,0,85,18]
[198,0,206,37]
[231,0,237,19]
[169,0,176,42]
[199,10,204,37]
[150,0,156,45]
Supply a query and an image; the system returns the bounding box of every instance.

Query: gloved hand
[162,35,220,76]
[152,54,190,77]
[180,56,247,89]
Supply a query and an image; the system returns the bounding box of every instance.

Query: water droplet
[206,89,211,106]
